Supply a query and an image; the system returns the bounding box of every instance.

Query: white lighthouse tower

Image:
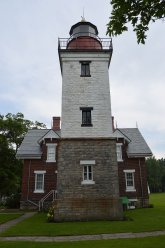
[59,20,113,138]
[55,20,122,221]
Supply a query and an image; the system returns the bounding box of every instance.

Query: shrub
[148,203,154,208]
[5,193,21,208]
[47,206,55,222]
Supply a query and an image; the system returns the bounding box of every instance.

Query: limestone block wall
[54,138,123,221]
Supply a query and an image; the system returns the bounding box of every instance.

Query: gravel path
[0,231,165,242]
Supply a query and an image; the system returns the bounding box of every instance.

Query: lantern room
[67,21,102,49]
[58,20,112,51]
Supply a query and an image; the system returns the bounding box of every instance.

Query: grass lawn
[0,213,23,225]
[0,236,165,248]
[0,193,165,237]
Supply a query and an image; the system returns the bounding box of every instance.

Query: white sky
[0,0,165,159]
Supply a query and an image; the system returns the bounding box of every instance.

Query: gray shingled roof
[17,128,152,159]
[16,129,61,159]
[117,128,152,157]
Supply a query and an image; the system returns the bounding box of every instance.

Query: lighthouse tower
[59,20,113,138]
[55,20,123,221]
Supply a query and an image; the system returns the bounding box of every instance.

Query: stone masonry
[54,138,123,221]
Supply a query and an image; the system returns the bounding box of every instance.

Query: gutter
[26,159,39,209]
[16,154,41,159]
[127,153,152,158]
[27,160,31,201]
[138,158,144,207]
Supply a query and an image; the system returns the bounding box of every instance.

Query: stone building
[17,20,152,220]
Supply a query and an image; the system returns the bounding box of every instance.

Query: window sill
[126,188,136,192]
[80,75,91,77]
[81,180,95,185]
[117,159,123,162]
[46,160,56,163]
[34,190,44,193]
[81,124,93,127]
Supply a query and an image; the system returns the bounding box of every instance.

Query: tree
[0,113,46,198]
[146,157,165,192]
[0,135,21,196]
[0,113,46,153]
[107,0,165,44]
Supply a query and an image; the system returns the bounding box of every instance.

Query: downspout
[138,158,144,207]
[27,159,38,208]
[27,159,31,201]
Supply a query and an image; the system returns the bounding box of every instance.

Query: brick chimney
[52,117,60,131]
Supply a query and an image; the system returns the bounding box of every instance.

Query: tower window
[80,61,91,77]
[83,165,93,181]
[80,160,95,185]
[80,107,93,126]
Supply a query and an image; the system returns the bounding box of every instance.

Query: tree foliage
[146,157,165,192]
[0,135,22,196]
[0,112,46,153]
[107,0,165,44]
[0,113,46,198]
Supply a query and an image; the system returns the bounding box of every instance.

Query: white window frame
[128,198,138,209]
[80,160,95,185]
[46,143,57,162]
[116,143,123,162]
[34,170,46,193]
[124,169,136,192]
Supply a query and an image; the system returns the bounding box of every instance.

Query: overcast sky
[0,0,165,159]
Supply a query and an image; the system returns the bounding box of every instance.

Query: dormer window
[116,143,123,162]
[46,144,57,162]
[80,61,91,77]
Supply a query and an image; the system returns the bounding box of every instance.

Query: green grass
[0,236,165,248]
[150,192,165,206]
[0,213,22,225]
[0,193,165,237]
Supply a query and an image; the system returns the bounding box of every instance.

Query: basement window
[80,107,93,126]
[80,61,91,77]
[128,199,138,209]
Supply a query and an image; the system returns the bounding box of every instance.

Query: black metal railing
[58,33,112,50]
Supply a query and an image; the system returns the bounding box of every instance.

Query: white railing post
[38,190,57,211]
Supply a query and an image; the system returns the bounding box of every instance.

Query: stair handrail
[39,190,57,211]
